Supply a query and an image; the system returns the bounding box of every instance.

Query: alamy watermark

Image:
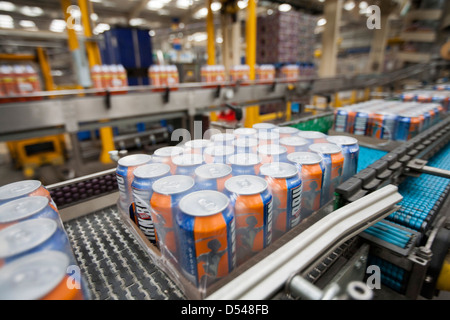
[66,265,82,290]
[366,5,381,30]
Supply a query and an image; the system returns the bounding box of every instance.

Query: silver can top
[326,135,358,146]
[133,163,171,179]
[233,137,258,148]
[185,139,213,149]
[210,133,235,143]
[257,131,279,141]
[0,250,70,300]
[260,162,298,178]
[153,146,184,158]
[172,153,203,166]
[233,127,257,137]
[0,218,57,259]
[287,152,323,165]
[0,180,42,202]
[0,196,49,223]
[152,175,195,195]
[228,153,261,166]
[297,131,326,139]
[309,143,342,154]
[195,163,232,179]
[179,191,230,217]
[252,122,277,131]
[225,175,268,195]
[258,144,287,155]
[204,145,234,156]
[273,126,300,135]
[117,154,152,167]
[280,136,308,147]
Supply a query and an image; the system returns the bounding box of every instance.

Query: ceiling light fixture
[0,1,15,12]
[176,0,192,9]
[19,20,36,28]
[20,6,43,17]
[130,18,145,26]
[193,7,208,19]
[147,0,164,10]
[278,3,292,12]
[93,23,110,34]
[211,1,221,11]
[359,1,368,10]
[317,18,326,26]
[237,0,247,9]
[49,19,66,32]
[344,1,355,11]
[0,14,13,28]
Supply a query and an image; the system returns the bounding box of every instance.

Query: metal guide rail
[0,61,444,142]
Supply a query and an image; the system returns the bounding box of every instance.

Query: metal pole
[244,0,259,128]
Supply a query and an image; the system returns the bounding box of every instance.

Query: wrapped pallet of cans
[116,122,359,297]
[332,99,446,141]
[0,180,89,300]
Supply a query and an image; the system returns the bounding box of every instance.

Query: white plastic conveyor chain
[206,184,403,300]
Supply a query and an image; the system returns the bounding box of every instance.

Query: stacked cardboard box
[257,11,318,65]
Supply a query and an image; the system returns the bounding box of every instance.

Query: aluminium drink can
[395,114,420,141]
[233,137,258,154]
[150,175,195,263]
[172,153,204,177]
[224,175,273,265]
[177,190,236,288]
[203,145,234,164]
[210,133,235,147]
[287,152,324,218]
[0,218,74,267]
[353,111,370,136]
[252,122,277,132]
[272,126,300,138]
[297,131,328,144]
[326,136,359,183]
[260,162,302,240]
[228,153,262,176]
[131,163,171,244]
[0,251,84,300]
[0,196,60,231]
[152,146,184,174]
[257,144,288,164]
[195,163,232,192]
[184,139,214,155]
[233,127,257,139]
[333,108,349,132]
[309,143,344,207]
[257,131,280,146]
[116,154,152,213]
[0,180,58,212]
[279,136,308,154]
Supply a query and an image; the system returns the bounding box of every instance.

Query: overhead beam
[127,0,150,20]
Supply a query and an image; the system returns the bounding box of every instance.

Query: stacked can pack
[117,124,359,290]
[333,99,446,141]
[0,180,87,300]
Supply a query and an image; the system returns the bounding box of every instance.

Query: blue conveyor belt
[362,141,450,294]
[357,146,388,173]
[387,141,450,232]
